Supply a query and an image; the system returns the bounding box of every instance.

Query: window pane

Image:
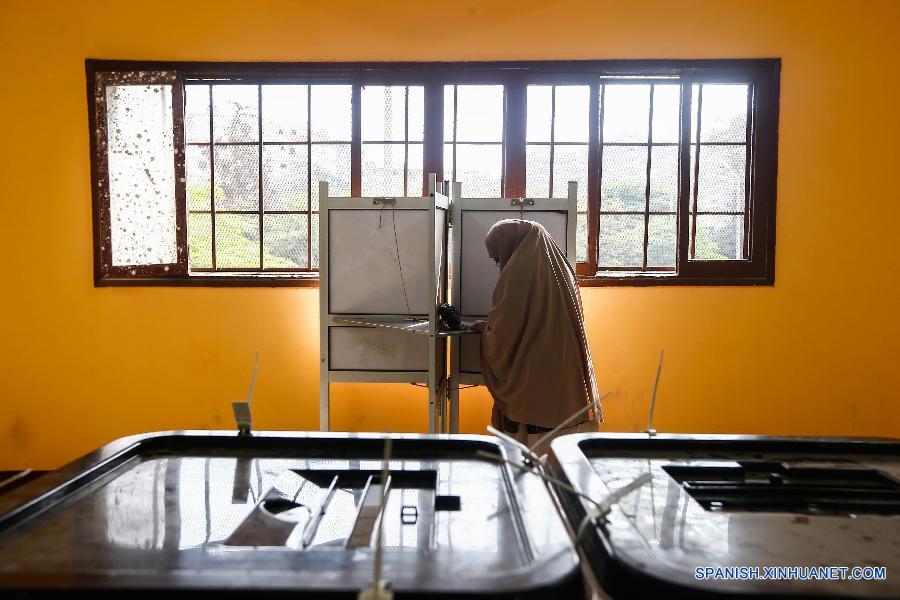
[601,146,647,212]
[651,84,680,143]
[263,145,308,211]
[214,145,259,211]
[363,85,420,142]
[362,85,405,141]
[446,85,504,142]
[185,85,209,143]
[186,145,211,211]
[553,145,588,209]
[311,213,320,269]
[554,85,589,143]
[576,213,588,263]
[696,145,746,212]
[525,144,550,197]
[188,214,212,270]
[443,85,455,141]
[526,85,552,143]
[649,145,678,212]
[407,143,424,196]
[362,143,405,196]
[264,214,308,269]
[689,141,697,210]
[105,84,177,266]
[700,84,748,143]
[647,214,676,268]
[598,214,644,268]
[443,143,451,183]
[602,84,650,142]
[446,143,502,197]
[213,85,258,142]
[215,214,260,268]
[312,144,351,209]
[407,86,424,142]
[262,85,308,142]
[691,84,700,142]
[311,85,352,142]
[693,214,745,260]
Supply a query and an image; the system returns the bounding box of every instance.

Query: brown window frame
[87,59,779,287]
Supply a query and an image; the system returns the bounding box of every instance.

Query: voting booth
[319,174,450,433]
[319,174,576,434]
[446,181,578,433]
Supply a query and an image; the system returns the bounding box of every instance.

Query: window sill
[96,271,774,288]
[95,272,320,287]
[577,272,774,287]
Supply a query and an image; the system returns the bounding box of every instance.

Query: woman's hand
[470,320,489,332]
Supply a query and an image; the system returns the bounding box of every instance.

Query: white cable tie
[527,390,612,456]
[646,349,665,435]
[575,472,653,540]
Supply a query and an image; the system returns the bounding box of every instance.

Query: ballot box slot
[346,474,391,548]
[223,468,443,548]
[293,468,437,489]
[663,461,900,515]
[301,474,339,547]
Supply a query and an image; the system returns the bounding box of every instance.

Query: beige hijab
[480,219,602,429]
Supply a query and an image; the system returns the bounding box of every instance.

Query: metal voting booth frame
[319,174,451,433]
[319,175,577,434]
[445,181,578,433]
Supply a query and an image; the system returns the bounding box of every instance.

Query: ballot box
[0,471,43,497]
[549,433,900,599]
[0,431,581,598]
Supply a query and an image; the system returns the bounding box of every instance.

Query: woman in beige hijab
[476,219,601,453]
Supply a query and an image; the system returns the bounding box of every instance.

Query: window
[443,85,505,197]
[525,85,590,261]
[94,71,185,277]
[88,60,778,286]
[598,82,681,271]
[689,83,751,261]
[183,83,351,272]
[361,85,425,197]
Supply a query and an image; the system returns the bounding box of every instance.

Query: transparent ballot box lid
[548,433,900,599]
[0,431,581,598]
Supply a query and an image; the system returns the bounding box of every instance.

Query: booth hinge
[510,197,534,218]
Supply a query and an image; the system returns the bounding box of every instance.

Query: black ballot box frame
[0,430,582,598]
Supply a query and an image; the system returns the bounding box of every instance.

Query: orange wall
[1,0,898,470]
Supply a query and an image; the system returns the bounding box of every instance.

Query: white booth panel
[329,327,429,371]
[329,209,430,315]
[458,210,568,317]
[432,207,447,306]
